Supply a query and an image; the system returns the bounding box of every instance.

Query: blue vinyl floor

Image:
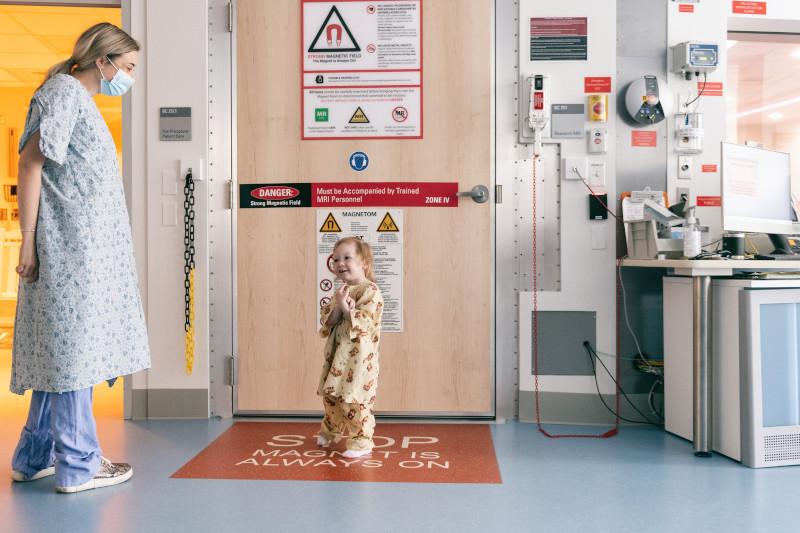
[2,416,799,533]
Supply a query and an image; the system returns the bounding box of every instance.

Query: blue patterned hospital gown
[10,74,151,394]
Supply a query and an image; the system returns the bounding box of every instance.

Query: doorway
[0,3,123,418]
[233,0,495,416]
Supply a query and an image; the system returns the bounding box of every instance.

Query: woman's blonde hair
[334,237,376,282]
[40,22,140,89]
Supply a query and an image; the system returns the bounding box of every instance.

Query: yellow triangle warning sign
[377,212,399,232]
[349,107,369,124]
[320,213,342,233]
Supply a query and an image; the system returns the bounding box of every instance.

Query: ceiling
[0,5,120,89]
[727,36,800,129]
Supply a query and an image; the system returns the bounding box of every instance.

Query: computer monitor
[721,142,799,241]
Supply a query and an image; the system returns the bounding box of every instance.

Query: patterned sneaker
[55,457,133,493]
[11,466,55,482]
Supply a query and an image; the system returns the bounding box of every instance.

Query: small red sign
[732,1,767,15]
[679,4,695,12]
[533,92,544,110]
[631,131,657,147]
[702,164,718,173]
[699,81,723,96]
[250,185,300,200]
[584,77,612,93]
[697,196,721,207]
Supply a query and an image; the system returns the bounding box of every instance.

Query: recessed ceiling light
[792,48,800,59]
[769,112,784,120]
[726,40,739,49]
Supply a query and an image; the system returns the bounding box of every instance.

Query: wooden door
[235,0,493,414]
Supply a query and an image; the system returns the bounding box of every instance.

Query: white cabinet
[663,276,800,466]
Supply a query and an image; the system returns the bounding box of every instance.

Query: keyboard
[754,254,800,260]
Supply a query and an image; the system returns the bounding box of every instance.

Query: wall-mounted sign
[239,182,458,209]
[550,104,584,138]
[530,17,587,61]
[698,81,723,96]
[159,107,191,141]
[584,76,611,93]
[302,1,422,139]
[732,1,766,15]
[631,130,657,147]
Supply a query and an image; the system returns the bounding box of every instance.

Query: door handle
[457,185,490,204]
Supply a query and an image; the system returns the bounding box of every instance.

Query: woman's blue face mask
[97,56,134,96]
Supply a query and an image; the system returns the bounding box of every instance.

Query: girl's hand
[334,285,351,313]
[16,237,39,282]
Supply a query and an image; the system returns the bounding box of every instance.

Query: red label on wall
[732,1,767,15]
[631,131,658,147]
[697,196,721,207]
[698,81,723,96]
[702,164,718,173]
[533,92,544,110]
[679,4,695,12]
[584,77,612,93]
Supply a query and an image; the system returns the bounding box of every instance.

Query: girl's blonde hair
[334,237,376,282]
[40,22,140,89]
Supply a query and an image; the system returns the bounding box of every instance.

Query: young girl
[317,237,384,458]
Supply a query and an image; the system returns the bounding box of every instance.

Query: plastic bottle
[683,208,701,259]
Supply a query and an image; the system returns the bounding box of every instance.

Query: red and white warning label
[302,0,422,139]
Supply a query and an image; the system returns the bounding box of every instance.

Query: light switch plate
[588,162,606,187]
[162,170,178,195]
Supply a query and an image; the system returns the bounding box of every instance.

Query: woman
[9,23,150,493]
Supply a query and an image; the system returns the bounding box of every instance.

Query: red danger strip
[312,182,458,207]
[698,81,723,96]
[679,4,694,13]
[240,182,459,208]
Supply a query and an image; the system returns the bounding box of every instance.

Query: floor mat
[172,422,502,484]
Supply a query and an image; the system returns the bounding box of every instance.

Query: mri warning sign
[307,5,360,52]
[320,212,342,232]
[317,209,403,332]
[377,212,399,232]
[302,0,422,139]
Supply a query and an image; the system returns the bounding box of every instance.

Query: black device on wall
[589,193,608,220]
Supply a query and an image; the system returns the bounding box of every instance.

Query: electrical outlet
[564,157,587,181]
[676,187,690,205]
[678,156,693,180]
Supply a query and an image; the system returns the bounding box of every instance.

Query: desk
[620,258,800,456]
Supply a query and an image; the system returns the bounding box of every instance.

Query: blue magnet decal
[349,151,369,171]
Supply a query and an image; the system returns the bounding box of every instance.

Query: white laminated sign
[302,0,422,139]
[316,209,403,332]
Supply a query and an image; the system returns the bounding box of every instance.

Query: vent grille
[763,434,800,462]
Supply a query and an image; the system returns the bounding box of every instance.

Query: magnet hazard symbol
[320,213,342,232]
[349,107,370,124]
[377,212,399,232]
[308,5,360,52]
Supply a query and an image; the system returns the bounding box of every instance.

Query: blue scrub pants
[11,388,101,487]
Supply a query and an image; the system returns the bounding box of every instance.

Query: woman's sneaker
[55,457,133,493]
[11,466,55,482]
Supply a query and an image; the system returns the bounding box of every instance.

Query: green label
[315,108,329,122]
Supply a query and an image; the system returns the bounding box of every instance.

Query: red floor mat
[172,422,502,484]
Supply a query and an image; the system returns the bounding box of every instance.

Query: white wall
[666,1,728,239]
[513,0,618,400]
[128,0,210,411]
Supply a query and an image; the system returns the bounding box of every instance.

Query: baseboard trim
[519,391,663,426]
[131,389,209,419]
